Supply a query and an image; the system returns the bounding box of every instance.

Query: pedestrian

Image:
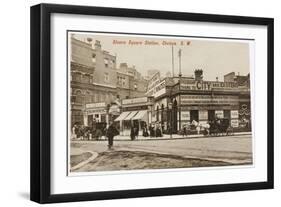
[143,123,149,137]
[183,124,188,137]
[156,124,162,137]
[149,124,155,137]
[134,125,139,139]
[130,125,135,140]
[106,121,119,149]
[77,125,84,140]
[95,128,103,140]
[71,124,79,140]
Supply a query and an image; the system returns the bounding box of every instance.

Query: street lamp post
[106,104,110,128]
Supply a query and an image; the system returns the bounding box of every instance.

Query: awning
[132,110,148,121]
[114,111,131,121]
[124,111,138,121]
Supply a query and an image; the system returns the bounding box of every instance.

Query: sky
[73,32,251,81]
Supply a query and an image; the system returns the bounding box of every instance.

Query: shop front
[84,102,107,128]
[114,97,152,136]
[178,94,240,129]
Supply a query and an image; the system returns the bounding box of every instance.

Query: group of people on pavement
[129,122,163,140]
[149,122,163,137]
[71,124,104,140]
[71,121,166,150]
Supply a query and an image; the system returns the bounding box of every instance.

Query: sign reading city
[181,80,238,91]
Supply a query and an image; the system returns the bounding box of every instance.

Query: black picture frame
[30,3,274,204]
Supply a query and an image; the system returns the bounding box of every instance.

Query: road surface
[71,134,253,165]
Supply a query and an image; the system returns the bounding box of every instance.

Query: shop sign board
[180,80,239,91]
[231,110,239,119]
[122,97,148,105]
[181,95,239,105]
[86,109,106,114]
[147,72,161,91]
[146,79,166,98]
[86,102,106,109]
[231,119,239,127]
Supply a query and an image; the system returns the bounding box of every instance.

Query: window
[85,91,91,103]
[105,93,109,102]
[91,95,95,103]
[101,94,105,102]
[72,72,81,82]
[104,72,109,83]
[134,83,137,90]
[92,54,96,63]
[96,93,100,102]
[71,96,76,103]
[117,76,122,85]
[82,74,90,83]
[104,58,109,67]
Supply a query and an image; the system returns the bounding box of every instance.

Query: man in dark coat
[130,126,135,140]
[149,124,155,137]
[106,121,119,149]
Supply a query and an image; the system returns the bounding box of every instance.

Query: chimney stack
[194,69,203,81]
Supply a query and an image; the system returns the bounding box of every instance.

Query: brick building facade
[70,36,147,127]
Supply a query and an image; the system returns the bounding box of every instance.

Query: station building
[114,69,251,135]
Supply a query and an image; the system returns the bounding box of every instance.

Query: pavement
[75,131,252,141]
[71,133,253,165]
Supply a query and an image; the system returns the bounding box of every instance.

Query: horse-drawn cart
[209,118,234,136]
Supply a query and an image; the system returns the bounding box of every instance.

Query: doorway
[190,110,199,122]
[208,110,215,121]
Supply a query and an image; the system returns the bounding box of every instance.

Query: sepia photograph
[68,31,253,174]
[30,4,273,203]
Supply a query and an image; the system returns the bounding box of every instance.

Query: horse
[190,120,210,135]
